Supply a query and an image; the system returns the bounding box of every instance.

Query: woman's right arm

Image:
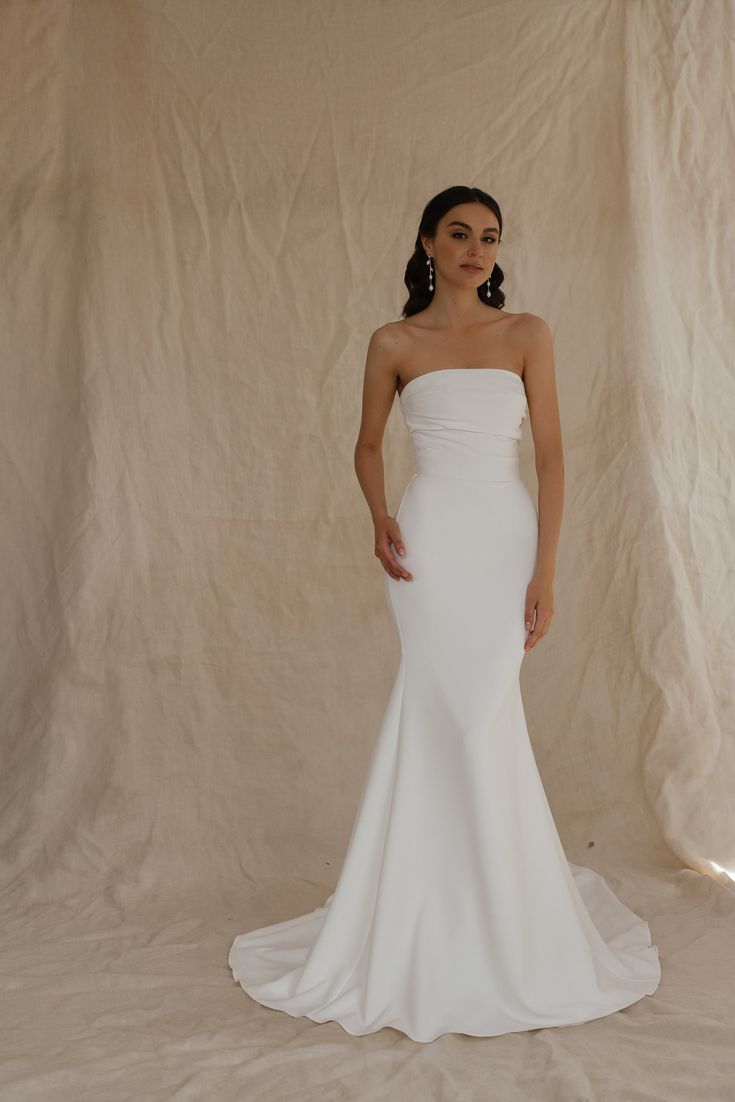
[353,327,413,582]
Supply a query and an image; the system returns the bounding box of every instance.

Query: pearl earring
[427,256,434,292]
[486,269,493,299]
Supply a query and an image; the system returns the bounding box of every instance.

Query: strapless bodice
[399,368,527,482]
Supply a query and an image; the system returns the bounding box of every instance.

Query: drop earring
[486,271,492,299]
[427,256,434,292]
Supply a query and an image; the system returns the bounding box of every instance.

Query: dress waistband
[415,451,521,482]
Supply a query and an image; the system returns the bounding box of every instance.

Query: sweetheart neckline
[398,367,525,400]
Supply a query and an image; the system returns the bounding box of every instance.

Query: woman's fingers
[524,608,552,651]
[375,535,413,580]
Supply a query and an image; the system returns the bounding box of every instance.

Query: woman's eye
[452,232,497,243]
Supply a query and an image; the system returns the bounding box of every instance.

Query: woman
[228,185,661,1042]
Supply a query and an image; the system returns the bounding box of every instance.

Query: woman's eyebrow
[446,221,498,233]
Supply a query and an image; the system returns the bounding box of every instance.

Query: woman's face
[422,203,500,288]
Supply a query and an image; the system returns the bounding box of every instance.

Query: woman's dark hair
[401,185,505,318]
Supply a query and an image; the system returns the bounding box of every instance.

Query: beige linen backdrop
[2,0,734,1098]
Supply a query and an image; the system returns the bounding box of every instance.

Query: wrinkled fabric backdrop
[1,0,734,1098]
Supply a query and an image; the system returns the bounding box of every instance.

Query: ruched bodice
[399,368,527,482]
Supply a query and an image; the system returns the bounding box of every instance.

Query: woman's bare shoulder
[367,319,409,359]
[515,312,552,339]
[372,317,407,338]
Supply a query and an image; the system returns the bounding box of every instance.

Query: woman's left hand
[524,573,554,651]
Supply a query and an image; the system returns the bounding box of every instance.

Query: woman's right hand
[374,515,413,581]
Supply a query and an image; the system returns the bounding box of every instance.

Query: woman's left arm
[521,314,564,650]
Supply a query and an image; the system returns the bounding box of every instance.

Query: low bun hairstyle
[400,185,505,319]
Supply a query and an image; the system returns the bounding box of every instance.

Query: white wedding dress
[228,368,661,1042]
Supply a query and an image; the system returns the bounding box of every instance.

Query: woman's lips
[461,264,483,272]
